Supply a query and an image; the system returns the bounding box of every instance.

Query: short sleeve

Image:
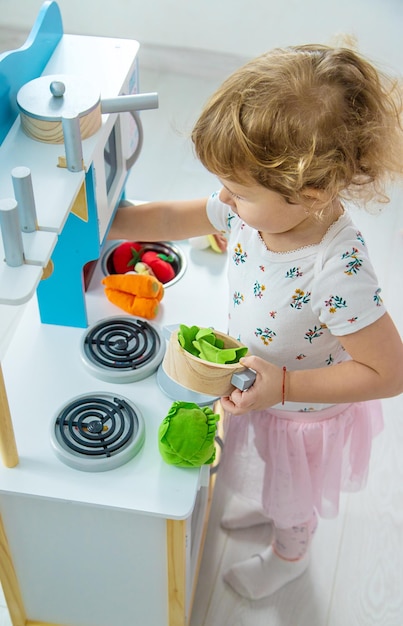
[206,191,236,233]
[311,228,386,336]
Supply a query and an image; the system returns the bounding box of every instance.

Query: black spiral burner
[80,316,165,383]
[50,393,145,471]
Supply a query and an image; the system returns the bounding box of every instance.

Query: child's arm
[222,312,403,414]
[108,198,219,242]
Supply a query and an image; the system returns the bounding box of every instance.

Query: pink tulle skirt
[220,400,383,529]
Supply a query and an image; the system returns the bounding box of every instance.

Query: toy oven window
[104,123,118,195]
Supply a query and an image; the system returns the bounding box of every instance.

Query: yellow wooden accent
[0,514,26,626]
[57,155,84,171]
[69,181,88,222]
[166,518,186,626]
[49,177,88,222]
[0,365,19,467]
[41,259,54,281]
[27,622,62,625]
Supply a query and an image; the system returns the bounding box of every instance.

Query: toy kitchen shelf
[0,3,228,626]
[0,1,142,313]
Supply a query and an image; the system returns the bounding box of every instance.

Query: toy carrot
[103,289,161,319]
[102,273,164,319]
[102,273,164,300]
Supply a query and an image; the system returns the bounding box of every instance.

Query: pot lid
[17,74,101,121]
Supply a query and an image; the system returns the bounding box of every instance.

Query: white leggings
[273,510,318,560]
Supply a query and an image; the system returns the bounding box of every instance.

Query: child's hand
[220,356,284,414]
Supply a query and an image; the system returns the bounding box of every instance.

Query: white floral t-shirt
[206,192,386,411]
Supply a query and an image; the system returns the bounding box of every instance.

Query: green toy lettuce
[177,324,248,364]
[158,401,220,467]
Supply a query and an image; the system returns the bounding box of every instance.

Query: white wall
[0,0,402,71]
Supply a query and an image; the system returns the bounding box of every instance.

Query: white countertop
[0,240,229,519]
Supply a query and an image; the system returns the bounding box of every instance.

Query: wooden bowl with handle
[162,329,247,397]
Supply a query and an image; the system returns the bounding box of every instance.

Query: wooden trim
[166,518,186,626]
[0,364,19,467]
[0,513,26,626]
[27,622,62,625]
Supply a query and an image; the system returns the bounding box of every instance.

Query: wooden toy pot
[16,74,158,144]
[162,329,246,397]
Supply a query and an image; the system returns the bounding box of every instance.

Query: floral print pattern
[373,288,383,306]
[233,243,247,265]
[304,324,327,344]
[286,267,303,279]
[253,281,266,299]
[342,247,363,275]
[255,327,277,346]
[233,291,244,306]
[324,295,347,313]
[290,289,311,309]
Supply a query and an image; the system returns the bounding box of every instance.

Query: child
[109,44,403,599]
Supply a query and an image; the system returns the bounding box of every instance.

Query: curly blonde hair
[192,45,403,208]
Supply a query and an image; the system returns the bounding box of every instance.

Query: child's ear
[300,187,332,213]
[301,187,329,201]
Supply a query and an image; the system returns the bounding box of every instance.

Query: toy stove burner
[80,316,165,383]
[50,392,145,471]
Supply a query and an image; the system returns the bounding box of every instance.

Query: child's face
[218,179,309,236]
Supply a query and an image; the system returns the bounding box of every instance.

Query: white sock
[221,495,271,530]
[223,546,310,600]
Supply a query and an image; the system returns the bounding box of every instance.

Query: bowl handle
[230,368,256,391]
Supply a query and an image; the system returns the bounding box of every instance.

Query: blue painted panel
[36,165,100,328]
[0,1,63,144]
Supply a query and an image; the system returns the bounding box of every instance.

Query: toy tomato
[141,251,176,283]
[111,242,176,283]
[112,242,142,274]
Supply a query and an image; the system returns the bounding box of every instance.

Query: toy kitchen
[0,2,230,625]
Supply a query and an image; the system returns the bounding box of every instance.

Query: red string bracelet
[281,366,287,405]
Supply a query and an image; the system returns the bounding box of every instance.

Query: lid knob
[49,80,66,97]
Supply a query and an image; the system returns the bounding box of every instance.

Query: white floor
[1,34,403,626]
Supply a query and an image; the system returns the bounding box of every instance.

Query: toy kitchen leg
[0,366,18,468]
[167,467,213,625]
[0,514,26,626]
